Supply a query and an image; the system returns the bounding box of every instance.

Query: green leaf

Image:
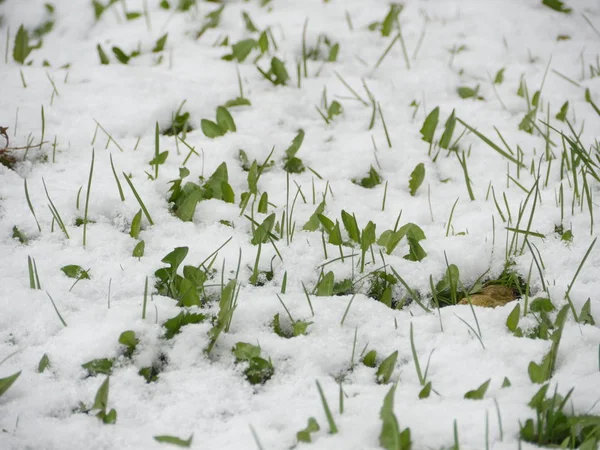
[464,379,490,399]
[153,33,168,53]
[556,101,569,122]
[439,109,456,149]
[201,119,225,138]
[92,376,110,411]
[408,163,425,196]
[226,38,257,62]
[118,330,138,357]
[61,265,90,280]
[223,97,251,108]
[494,68,505,84]
[353,165,382,188]
[297,417,320,443]
[112,46,130,64]
[363,350,377,368]
[283,156,305,173]
[251,213,276,245]
[379,383,412,450]
[501,377,511,387]
[341,210,360,244]
[12,226,28,244]
[0,371,21,397]
[203,162,229,200]
[293,320,312,336]
[361,221,377,253]
[317,214,335,234]
[285,130,305,158]
[244,356,274,384]
[457,85,479,99]
[418,381,432,399]
[376,350,398,384]
[38,353,50,373]
[329,221,343,246]
[316,271,335,296]
[506,303,521,332]
[161,247,188,273]
[242,11,258,33]
[97,44,110,64]
[132,240,145,257]
[542,0,572,14]
[130,209,142,238]
[13,25,33,64]
[579,299,595,325]
[216,107,236,132]
[149,151,169,166]
[82,358,113,376]
[154,435,193,447]
[232,342,261,362]
[419,107,439,144]
[270,57,289,85]
[174,188,203,221]
[530,297,555,313]
[327,101,343,120]
[163,311,206,339]
[381,3,402,37]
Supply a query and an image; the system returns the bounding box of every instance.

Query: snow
[0,0,599,449]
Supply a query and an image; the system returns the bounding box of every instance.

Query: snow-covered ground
[1,0,599,449]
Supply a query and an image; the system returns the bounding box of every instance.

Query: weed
[232,342,274,385]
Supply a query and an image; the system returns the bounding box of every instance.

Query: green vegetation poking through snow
[168,163,234,222]
[520,384,600,448]
[379,383,412,450]
[283,130,306,173]
[232,342,274,385]
[201,106,237,139]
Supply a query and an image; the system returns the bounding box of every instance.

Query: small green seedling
[201,106,236,138]
[257,57,289,86]
[528,305,569,383]
[0,370,21,398]
[232,342,274,385]
[163,106,193,136]
[464,379,491,400]
[377,223,427,261]
[297,417,320,443]
[91,377,117,424]
[316,271,335,296]
[163,311,206,339]
[118,330,138,358]
[38,354,50,373]
[196,5,225,39]
[92,0,118,21]
[12,226,28,244]
[362,350,378,368]
[168,163,234,221]
[369,3,403,37]
[14,25,39,65]
[352,166,382,188]
[82,358,113,376]
[520,384,600,448]
[283,130,306,173]
[376,350,398,384]
[457,85,482,100]
[408,163,425,196]
[154,434,193,447]
[222,38,258,62]
[379,383,412,450]
[272,294,312,338]
[542,0,572,14]
[368,271,398,308]
[206,279,238,354]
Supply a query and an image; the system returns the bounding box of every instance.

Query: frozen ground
[0,0,599,449]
